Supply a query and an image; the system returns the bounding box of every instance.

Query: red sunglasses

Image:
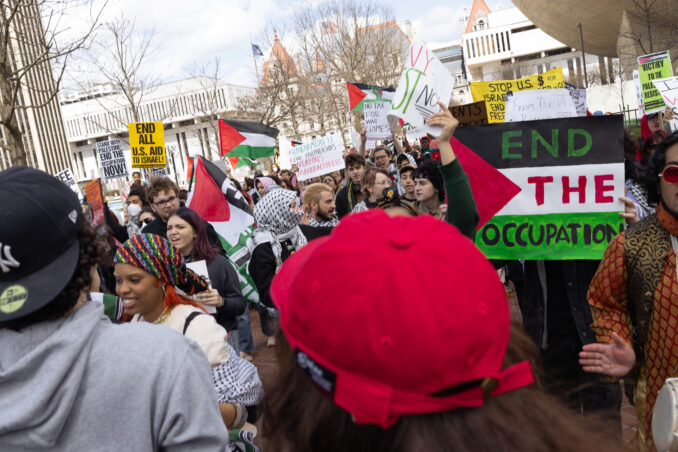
[660,165,678,184]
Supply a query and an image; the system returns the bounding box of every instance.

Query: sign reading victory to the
[638,50,673,114]
[454,116,625,260]
[128,122,166,168]
[290,133,345,181]
[388,41,454,137]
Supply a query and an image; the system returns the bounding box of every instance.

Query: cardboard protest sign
[564,84,587,117]
[55,168,83,201]
[346,82,395,111]
[128,122,166,168]
[388,41,454,137]
[290,133,345,181]
[638,51,673,114]
[633,70,645,114]
[363,101,392,142]
[505,89,577,122]
[449,101,488,126]
[652,77,678,132]
[470,68,565,123]
[96,139,128,180]
[84,179,105,226]
[454,116,625,260]
[185,260,216,314]
[278,137,293,169]
[151,167,168,177]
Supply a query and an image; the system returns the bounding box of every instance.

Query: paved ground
[247,291,638,446]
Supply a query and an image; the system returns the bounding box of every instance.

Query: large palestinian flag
[219,119,278,171]
[346,82,395,111]
[186,156,260,304]
[454,115,624,260]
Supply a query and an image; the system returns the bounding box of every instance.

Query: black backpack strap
[183,311,203,335]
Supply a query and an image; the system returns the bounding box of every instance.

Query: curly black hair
[639,131,678,207]
[0,220,108,331]
[413,159,445,202]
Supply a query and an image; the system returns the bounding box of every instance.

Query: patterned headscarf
[114,234,209,294]
[254,189,307,249]
[255,177,278,195]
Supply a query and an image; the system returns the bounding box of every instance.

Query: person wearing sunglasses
[582,132,678,450]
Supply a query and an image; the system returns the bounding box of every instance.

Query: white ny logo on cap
[0,243,20,273]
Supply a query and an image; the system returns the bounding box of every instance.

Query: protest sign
[128,122,166,168]
[96,139,128,180]
[84,179,105,226]
[388,41,454,137]
[350,129,362,150]
[564,84,587,117]
[55,168,83,201]
[470,67,566,123]
[652,77,678,132]
[449,101,488,126]
[638,51,673,114]
[363,101,392,142]
[453,116,625,260]
[505,89,577,122]
[151,167,168,177]
[346,82,395,111]
[633,70,645,114]
[290,133,345,181]
[186,260,216,314]
[278,137,293,169]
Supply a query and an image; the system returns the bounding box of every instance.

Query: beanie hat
[270,210,534,428]
[114,234,208,294]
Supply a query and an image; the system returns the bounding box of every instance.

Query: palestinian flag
[453,116,624,260]
[186,156,261,305]
[346,82,395,111]
[219,119,278,166]
[226,156,258,171]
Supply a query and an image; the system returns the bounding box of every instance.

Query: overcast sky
[63,0,514,90]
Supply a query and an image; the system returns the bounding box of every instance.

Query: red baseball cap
[270,210,534,428]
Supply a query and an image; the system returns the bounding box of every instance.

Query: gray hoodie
[0,301,229,451]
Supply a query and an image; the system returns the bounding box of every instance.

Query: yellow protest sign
[470,68,565,123]
[128,122,166,168]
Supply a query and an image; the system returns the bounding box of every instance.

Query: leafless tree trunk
[0,0,104,166]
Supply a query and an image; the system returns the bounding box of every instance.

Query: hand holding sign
[388,41,454,138]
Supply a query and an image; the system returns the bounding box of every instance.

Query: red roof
[261,30,298,84]
[465,0,492,33]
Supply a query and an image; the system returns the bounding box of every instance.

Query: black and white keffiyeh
[308,216,339,227]
[253,189,307,255]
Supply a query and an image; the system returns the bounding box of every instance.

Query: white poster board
[290,133,345,181]
[55,168,83,201]
[633,70,645,115]
[278,137,293,169]
[505,89,577,122]
[96,139,128,180]
[186,260,216,314]
[388,41,454,137]
[653,77,678,132]
[363,101,392,142]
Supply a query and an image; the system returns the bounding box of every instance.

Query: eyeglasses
[660,165,678,184]
[154,196,177,207]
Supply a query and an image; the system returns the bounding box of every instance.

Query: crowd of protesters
[2,102,678,451]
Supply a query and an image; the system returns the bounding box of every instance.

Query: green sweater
[439,159,479,240]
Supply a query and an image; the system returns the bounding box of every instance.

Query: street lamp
[578,23,588,88]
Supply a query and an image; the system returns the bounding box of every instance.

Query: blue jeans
[238,305,276,353]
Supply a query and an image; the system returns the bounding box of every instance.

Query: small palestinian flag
[226,156,258,171]
[219,119,278,164]
[187,156,261,305]
[346,82,395,112]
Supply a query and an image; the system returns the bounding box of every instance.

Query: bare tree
[618,1,678,67]
[239,0,409,145]
[0,0,104,166]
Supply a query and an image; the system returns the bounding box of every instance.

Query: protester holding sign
[581,132,678,450]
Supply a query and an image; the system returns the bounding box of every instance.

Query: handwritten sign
[128,122,166,168]
[564,85,587,117]
[652,77,678,132]
[84,179,104,226]
[633,70,645,114]
[505,89,577,122]
[55,168,83,201]
[638,51,673,114]
[290,133,345,181]
[450,101,488,126]
[470,68,565,123]
[96,139,128,180]
[364,101,392,142]
[388,41,454,137]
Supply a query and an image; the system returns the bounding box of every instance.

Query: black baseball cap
[0,166,82,321]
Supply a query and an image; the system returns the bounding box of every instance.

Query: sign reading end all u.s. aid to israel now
[454,115,625,260]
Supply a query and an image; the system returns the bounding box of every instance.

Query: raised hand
[579,332,635,377]
[426,101,459,142]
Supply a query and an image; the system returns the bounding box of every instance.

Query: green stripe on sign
[227,144,276,159]
[476,212,624,260]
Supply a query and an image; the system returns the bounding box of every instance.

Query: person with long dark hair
[166,207,246,349]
